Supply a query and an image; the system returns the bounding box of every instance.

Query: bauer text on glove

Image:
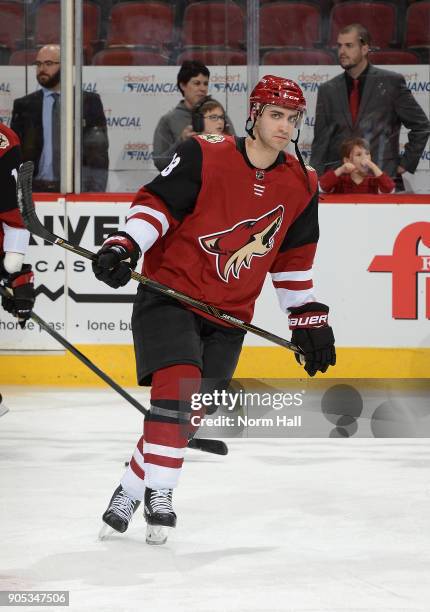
[288,302,336,377]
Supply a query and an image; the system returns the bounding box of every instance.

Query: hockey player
[92,76,336,544]
[0,123,35,328]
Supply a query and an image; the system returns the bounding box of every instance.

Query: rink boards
[0,196,429,383]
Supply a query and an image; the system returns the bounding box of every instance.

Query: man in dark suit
[310,24,430,190]
[11,44,109,192]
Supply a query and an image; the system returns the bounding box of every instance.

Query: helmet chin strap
[245,104,262,139]
[291,129,311,194]
[245,115,256,139]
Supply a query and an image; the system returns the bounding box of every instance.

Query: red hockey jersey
[0,123,28,256]
[125,135,319,323]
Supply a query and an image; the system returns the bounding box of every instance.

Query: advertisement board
[1,199,429,352]
[0,200,66,350]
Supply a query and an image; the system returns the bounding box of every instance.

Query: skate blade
[146,524,170,546]
[98,523,116,541]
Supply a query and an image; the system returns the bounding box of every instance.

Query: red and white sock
[121,364,201,497]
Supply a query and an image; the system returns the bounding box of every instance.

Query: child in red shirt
[319,137,395,194]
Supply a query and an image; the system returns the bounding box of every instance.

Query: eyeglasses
[33,61,60,68]
[204,114,225,122]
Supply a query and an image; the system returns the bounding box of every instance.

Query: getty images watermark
[182,378,430,438]
[190,387,305,430]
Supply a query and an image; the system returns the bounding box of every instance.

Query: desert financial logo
[104,108,142,129]
[83,82,98,93]
[211,81,246,94]
[368,222,430,319]
[296,72,429,94]
[122,74,179,94]
[122,142,153,162]
[0,81,11,125]
[400,147,430,162]
[298,142,312,161]
[298,72,331,93]
[402,71,430,92]
[210,73,245,94]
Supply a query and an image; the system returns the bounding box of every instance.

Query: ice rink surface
[0,386,429,612]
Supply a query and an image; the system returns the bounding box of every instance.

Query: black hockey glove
[1,264,35,329]
[92,232,141,289]
[289,302,336,377]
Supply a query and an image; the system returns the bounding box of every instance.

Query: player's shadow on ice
[16,545,277,587]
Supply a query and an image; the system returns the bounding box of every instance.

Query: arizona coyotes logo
[0,133,9,149]
[199,205,284,282]
[197,134,225,143]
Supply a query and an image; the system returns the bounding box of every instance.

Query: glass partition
[2,0,62,191]
[81,0,250,192]
[0,0,428,194]
[257,0,430,191]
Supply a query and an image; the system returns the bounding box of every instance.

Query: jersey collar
[235,137,286,172]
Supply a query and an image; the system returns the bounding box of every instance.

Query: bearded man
[11,44,109,192]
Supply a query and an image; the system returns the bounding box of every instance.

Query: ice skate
[144,488,176,545]
[98,485,140,540]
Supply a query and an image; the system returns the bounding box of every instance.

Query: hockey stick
[17,161,304,357]
[0,285,227,456]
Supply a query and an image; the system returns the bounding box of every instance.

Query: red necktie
[349,79,360,124]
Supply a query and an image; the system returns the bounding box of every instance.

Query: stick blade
[17,161,54,243]
[17,161,35,219]
[188,438,229,456]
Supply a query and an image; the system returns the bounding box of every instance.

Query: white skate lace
[110,490,135,522]
[150,489,173,514]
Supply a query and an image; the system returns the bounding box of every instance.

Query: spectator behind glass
[310,23,430,192]
[11,44,109,192]
[152,61,235,171]
[319,137,395,194]
[191,98,233,136]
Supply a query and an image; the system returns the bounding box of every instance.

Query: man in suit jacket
[310,24,430,190]
[11,44,109,192]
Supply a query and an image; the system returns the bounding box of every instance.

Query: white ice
[0,386,429,612]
